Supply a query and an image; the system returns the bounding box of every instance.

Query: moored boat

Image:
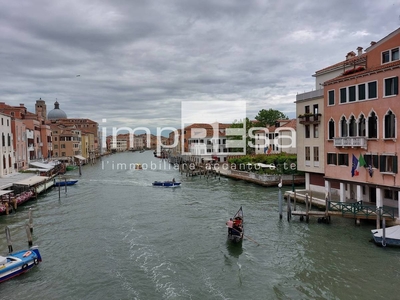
[371,225,400,247]
[152,181,181,187]
[0,246,42,283]
[228,206,243,243]
[55,180,78,187]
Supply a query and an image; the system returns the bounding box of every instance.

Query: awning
[14,176,50,186]
[254,163,276,169]
[29,162,54,170]
[74,155,86,160]
[0,190,13,196]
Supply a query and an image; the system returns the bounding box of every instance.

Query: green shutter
[380,155,386,172]
[395,77,399,95]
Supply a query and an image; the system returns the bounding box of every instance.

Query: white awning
[14,176,50,186]
[29,162,54,170]
[74,155,86,160]
[0,190,13,196]
[254,163,276,169]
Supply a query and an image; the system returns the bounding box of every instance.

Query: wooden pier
[286,191,398,226]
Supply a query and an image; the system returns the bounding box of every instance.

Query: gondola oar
[243,234,259,246]
[230,227,260,246]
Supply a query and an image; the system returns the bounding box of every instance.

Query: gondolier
[226,218,233,234]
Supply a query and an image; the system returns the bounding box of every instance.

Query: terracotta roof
[324,59,400,86]
[315,53,367,74]
[267,119,297,132]
[184,123,231,129]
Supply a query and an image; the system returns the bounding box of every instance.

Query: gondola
[228,206,243,243]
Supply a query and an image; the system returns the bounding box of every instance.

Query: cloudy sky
[1,0,399,134]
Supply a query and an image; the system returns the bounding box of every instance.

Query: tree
[227,118,256,155]
[255,109,288,127]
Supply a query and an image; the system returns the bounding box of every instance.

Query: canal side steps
[284,190,398,224]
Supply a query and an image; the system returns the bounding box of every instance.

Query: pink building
[322,28,400,217]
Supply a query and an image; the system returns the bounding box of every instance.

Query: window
[383,48,400,63]
[53,144,58,149]
[313,124,319,138]
[368,112,378,138]
[328,90,335,105]
[384,189,399,201]
[327,153,337,165]
[338,153,349,166]
[380,155,398,173]
[340,88,347,103]
[382,50,390,63]
[349,86,356,102]
[313,104,319,115]
[358,84,366,100]
[393,48,399,61]
[305,106,310,114]
[364,154,379,168]
[61,144,66,149]
[328,120,335,139]
[384,77,398,97]
[305,147,310,161]
[384,110,396,138]
[305,125,310,138]
[358,114,366,137]
[349,116,356,137]
[368,81,377,99]
[313,147,319,161]
[340,116,348,137]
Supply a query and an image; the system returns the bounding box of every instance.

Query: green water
[0,151,399,299]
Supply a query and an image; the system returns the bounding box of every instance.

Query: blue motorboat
[55,180,78,187]
[0,246,42,283]
[152,181,181,187]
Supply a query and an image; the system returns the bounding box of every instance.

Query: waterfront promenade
[215,163,400,226]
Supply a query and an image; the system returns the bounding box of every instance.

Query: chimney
[346,51,356,60]
[19,103,24,107]
[357,46,363,56]
[370,41,376,46]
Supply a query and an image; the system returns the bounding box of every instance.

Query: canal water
[1,151,399,299]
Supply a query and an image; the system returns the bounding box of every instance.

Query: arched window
[358,114,366,137]
[328,119,335,139]
[368,112,378,138]
[340,116,348,137]
[384,110,396,138]
[349,116,356,137]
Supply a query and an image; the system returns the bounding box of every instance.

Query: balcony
[333,137,367,149]
[298,113,321,125]
[28,144,34,151]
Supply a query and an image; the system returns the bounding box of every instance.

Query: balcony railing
[333,137,367,149]
[298,113,321,125]
[28,144,34,151]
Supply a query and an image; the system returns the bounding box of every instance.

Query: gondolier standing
[226,218,233,234]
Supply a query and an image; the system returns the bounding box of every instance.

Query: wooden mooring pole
[5,226,13,253]
[25,223,33,247]
[28,208,33,233]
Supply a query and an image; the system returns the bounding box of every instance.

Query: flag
[357,154,366,175]
[358,154,366,168]
[264,146,268,154]
[368,164,374,177]
[351,154,358,177]
[267,146,272,154]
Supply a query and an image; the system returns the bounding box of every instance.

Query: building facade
[321,28,400,216]
[0,113,15,177]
